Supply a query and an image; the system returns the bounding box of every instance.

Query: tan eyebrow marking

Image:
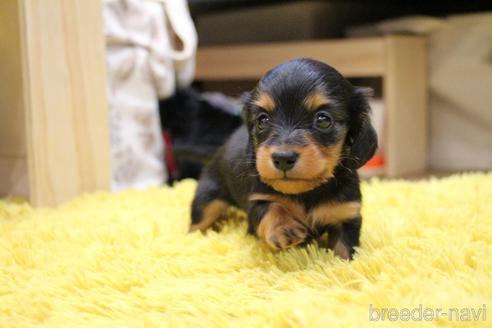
[253,92,275,112]
[304,91,331,111]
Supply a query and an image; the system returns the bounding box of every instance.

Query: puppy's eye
[256,113,270,131]
[314,112,332,130]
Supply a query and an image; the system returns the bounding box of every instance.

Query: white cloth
[158,0,198,88]
[104,0,197,190]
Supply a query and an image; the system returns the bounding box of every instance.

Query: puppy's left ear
[343,87,378,170]
[240,91,252,122]
[240,91,256,131]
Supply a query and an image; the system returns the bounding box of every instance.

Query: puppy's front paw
[265,219,308,250]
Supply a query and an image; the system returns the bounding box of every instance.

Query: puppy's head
[243,58,377,194]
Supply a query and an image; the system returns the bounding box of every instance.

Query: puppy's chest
[249,193,361,228]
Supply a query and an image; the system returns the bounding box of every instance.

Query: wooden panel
[18,0,111,206]
[196,38,385,80]
[0,156,29,197]
[0,0,26,157]
[0,1,29,198]
[383,36,428,177]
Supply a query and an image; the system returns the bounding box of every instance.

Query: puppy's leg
[190,172,229,232]
[248,202,309,250]
[325,216,361,260]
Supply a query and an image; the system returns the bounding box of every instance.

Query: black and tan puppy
[189,58,377,260]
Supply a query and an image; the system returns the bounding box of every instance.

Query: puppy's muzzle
[272,151,299,172]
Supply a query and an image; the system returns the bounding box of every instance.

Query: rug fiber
[1,173,491,327]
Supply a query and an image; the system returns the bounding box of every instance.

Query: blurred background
[1,0,492,204]
[155,0,492,187]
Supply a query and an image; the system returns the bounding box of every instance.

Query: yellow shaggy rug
[1,173,491,327]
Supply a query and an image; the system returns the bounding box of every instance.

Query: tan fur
[264,179,326,195]
[304,91,331,111]
[250,194,359,231]
[256,203,285,240]
[318,139,344,179]
[189,200,229,232]
[309,201,361,226]
[249,193,306,220]
[255,137,345,194]
[253,92,275,112]
[256,144,327,180]
[256,203,308,250]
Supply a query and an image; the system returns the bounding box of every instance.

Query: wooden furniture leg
[384,36,428,177]
[0,0,110,206]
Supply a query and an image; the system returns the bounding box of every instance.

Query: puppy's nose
[272,151,299,171]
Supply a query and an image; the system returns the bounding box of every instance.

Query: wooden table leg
[384,35,428,177]
[0,0,110,206]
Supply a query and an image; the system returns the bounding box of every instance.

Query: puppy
[189,58,377,260]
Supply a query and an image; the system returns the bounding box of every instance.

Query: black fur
[190,58,377,259]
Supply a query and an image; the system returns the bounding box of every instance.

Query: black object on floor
[159,88,242,184]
